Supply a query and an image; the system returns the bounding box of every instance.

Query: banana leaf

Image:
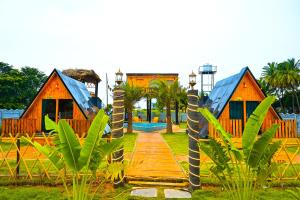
[247,124,279,168]
[242,96,275,155]
[58,119,81,172]
[198,108,242,160]
[78,110,109,170]
[22,137,64,170]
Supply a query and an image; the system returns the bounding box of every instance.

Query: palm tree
[261,62,284,111]
[151,79,181,133]
[122,82,143,133]
[178,87,188,112]
[279,59,300,113]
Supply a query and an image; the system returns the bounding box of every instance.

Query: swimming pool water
[124,122,166,132]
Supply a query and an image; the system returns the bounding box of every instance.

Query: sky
[0,0,300,107]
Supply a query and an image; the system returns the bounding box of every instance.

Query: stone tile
[164,189,191,199]
[130,188,157,198]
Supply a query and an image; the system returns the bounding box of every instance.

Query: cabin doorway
[41,99,56,132]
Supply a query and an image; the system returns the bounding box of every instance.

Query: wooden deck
[126,132,187,182]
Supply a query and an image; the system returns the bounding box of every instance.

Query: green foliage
[122,82,143,133]
[0,62,47,109]
[198,96,282,200]
[22,109,123,200]
[261,58,300,113]
[286,187,300,200]
[162,132,188,155]
[150,79,185,133]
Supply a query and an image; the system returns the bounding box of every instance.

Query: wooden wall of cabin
[127,75,178,88]
[22,72,86,131]
[218,71,279,130]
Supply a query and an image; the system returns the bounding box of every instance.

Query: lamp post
[115,68,123,86]
[189,70,197,90]
[187,71,200,190]
[112,68,125,186]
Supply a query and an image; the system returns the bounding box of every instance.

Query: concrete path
[126,132,186,181]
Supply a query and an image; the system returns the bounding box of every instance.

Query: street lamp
[189,70,196,89]
[115,68,123,86]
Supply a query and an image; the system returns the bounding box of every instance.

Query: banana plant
[22,109,123,200]
[198,96,281,200]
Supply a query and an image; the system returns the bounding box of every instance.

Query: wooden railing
[1,119,92,137]
[1,119,37,137]
[65,119,92,137]
[209,119,298,138]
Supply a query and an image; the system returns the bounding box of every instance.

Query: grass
[179,122,187,129]
[123,132,137,153]
[0,185,297,200]
[162,132,188,155]
[0,140,29,152]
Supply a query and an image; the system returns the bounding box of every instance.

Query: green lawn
[162,132,188,155]
[179,122,187,129]
[0,185,297,200]
[123,132,137,153]
[0,140,29,152]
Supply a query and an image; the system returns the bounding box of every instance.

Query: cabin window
[246,101,260,119]
[59,99,73,119]
[229,101,244,120]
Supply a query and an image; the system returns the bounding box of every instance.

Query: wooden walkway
[126,132,187,182]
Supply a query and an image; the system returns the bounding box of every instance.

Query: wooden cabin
[18,69,101,133]
[200,67,297,138]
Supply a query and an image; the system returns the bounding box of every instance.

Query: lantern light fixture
[189,70,197,89]
[115,68,123,86]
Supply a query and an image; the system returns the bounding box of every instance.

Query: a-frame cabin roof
[202,67,280,119]
[21,69,96,119]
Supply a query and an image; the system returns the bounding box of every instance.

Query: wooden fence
[1,119,37,137]
[1,119,92,137]
[209,119,298,138]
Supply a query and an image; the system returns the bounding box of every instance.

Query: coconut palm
[122,82,143,133]
[261,62,285,111]
[278,59,300,113]
[151,79,181,133]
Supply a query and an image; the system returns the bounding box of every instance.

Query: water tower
[198,64,217,93]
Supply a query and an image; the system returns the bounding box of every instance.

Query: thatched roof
[62,69,101,83]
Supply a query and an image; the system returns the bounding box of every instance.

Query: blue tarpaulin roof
[56,69,95,117]
[198,67,248,138]
[206,67,248,118]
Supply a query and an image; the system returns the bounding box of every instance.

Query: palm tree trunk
[280,89,285,112]
[293,88,300,113]
[166,104,173,133]
[127,106,133,133]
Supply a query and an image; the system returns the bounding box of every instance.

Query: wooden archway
[126,73,179,123]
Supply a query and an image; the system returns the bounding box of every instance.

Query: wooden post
[187,89,200,190]
[111,86,125,186]
[16,136,20,178]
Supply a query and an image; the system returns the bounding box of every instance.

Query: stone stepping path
[130,188,191,198]
[126,132,187,181]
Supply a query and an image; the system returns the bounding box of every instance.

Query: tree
[20,66,47,106]
[122,82,143,133]
[177,87,188,112]
[277,59,300,113]
[151,79,181,133]
[261,62,284,110]
[0,62,47,109]
[261,58,300,113]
